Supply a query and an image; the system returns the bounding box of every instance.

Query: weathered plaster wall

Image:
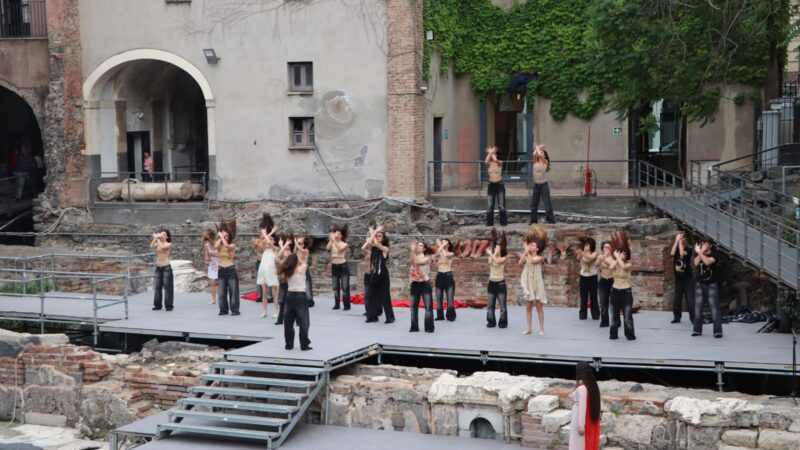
[0,38,50,89]
[79,0,390,200]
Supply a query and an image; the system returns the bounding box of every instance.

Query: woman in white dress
[256,224,279,318]
[520,225,549,336]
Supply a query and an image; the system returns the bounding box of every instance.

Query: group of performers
[485,144,556,227]
[149,215,722,350]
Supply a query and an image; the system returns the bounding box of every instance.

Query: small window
[288,62,313,92]
[290,117,315,149]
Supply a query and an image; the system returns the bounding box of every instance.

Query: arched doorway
[0,84,45,244]
[83,50,215,199]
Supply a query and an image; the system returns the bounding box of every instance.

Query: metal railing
[88,171,207,207]
[426,159,635,198]
[637,160,800,290]
[0,0,46,38]
[712,144,800,176]
[0,252,155,345]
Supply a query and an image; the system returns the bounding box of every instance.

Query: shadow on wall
[470,417,497,439]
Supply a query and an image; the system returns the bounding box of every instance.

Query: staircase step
[212,361,323,377]
[169,409,289,428]
[189,386,306,403]
[200,374,315,390]
[178,397,299,415]
[158,423,278,441]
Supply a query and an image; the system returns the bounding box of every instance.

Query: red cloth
[241,291,259,302]
[585,394,601,450]
[349,293,468,309]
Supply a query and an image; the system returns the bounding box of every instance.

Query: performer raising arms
[201,228,218,305]
[530,144,556,224]
[485,146,507,227]
[409,240,434,333]
[692,238,722,338]
[671,232,695,324]
[569,362,602,450]
[597,241,614,327]
[576,237,600,321]
[274,233,295,325]
[215,218,240,316]
[151,228,173,311]
[327,224,351,310]
[520,226,549,336]
[433,238,457,321]
[255,215,279,319]
[295,235,315,308]
[277,240,312,351]
[608,230,635,340]
[362,226,395,324]
[486,228,509,328]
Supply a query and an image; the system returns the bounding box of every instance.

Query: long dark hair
[576,362,601,422]
[331,223,349,240]
[277,253,299,282]
[158,227,172,243]
[610,230,630,261]
[579,236,596,253]
[490,228,508,257]
[219,218,237,242]
[259,213,275,232]
[280,233,296,252]
[440,238,454,253]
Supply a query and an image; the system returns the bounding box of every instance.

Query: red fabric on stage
[241,291,259,302]
[349,293,467,309]
[585,399,601,450]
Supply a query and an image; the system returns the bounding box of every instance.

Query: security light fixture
[203,48,220,64]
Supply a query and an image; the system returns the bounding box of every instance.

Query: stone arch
[0,77,45,125]
[81,49,217,195]
[469,417,497,439]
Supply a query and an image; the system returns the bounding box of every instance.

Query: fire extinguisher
[583,125,593,196]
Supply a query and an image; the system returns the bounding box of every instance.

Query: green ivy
[423,0,790,123]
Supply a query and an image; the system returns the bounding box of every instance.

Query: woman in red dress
[569,362,601,450]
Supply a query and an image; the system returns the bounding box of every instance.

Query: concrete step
[157,422,278,441]
[168,409,289,429]
[212,361,323,377]
[200,373,315,390]
[188,386,305,404]
[178,397,299,415]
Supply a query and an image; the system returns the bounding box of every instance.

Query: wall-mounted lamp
[203,48,220,64]
[426,30,434,41]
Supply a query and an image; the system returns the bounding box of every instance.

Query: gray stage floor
[127,419,511,450]
[0,290,793,371]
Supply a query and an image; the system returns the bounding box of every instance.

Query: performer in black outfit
[277,245,312,351]
[670,232,695,324]
[362,226,395,324]
[692,238,722,338]
[433,238,457,321]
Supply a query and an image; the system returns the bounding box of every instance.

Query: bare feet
[209,300,217,305]
[522,330,532,335]
[538,330,545,336]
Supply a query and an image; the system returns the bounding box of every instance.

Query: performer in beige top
[486,228,508,328]
[433,238,457,321]
[519,226,549,336]
[485,146,507,227]
[607,230,635,340]
[530,144,556,224]
[151,228,173,311]
[327,224,351,310]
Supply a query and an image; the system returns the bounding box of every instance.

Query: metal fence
[88,171,207,207]
[0,252,155,345]
[637,160,799,290]
[427,159,635,197]
[0,0,46,38]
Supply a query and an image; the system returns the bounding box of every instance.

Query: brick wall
[386,0,426,200]
[123,368,195,409]
[21,345,109,383]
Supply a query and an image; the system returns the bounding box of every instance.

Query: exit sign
[613,127,622,135]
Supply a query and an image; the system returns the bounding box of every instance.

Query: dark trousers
[598,277,613,327]
[306,270,314,307]
[332,263,351,309]
[217,266,240,314]
[610,287,635,340]
[694,282,722,336]
[255,260,274,304]
[435,272,456,321]
[153,264,174,310]
[276,282,288,323]
[530,182,556,224]
[283,291,311,349]
[410,281,434,332]
[366,272,393,322]
[674,277,696,322]
[486,182,507,226]
[487,280,508,328]
[579,275,599,320]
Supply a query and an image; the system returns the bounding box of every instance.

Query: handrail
[712,143,800,172]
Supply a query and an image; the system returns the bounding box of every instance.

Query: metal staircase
[637,160,800,290]
[156,361,325,449]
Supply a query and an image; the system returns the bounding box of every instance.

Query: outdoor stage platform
[112,410,511,450]
[0,290,794,376]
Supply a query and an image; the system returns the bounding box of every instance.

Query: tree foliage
[423,0,791,123]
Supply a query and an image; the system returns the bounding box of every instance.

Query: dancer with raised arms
[520,226,549,336]
[151,228,173,311]
[433,238,457,321]
[409,240,434,333]
[486,228,509,328]
[327,224,351,311]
